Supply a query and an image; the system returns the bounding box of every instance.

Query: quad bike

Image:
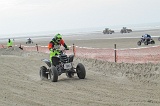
[158,37,160,41]
[26,38,33,44]
[137,38,155,46]
[40,49,86,82]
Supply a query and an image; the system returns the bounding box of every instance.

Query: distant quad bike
[26,38,33,44]
[137,38,155,46]
[40,49,86,82]
[158,37,160,41]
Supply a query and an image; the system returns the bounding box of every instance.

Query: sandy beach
[0,29,160,106]
[2,29,160,49]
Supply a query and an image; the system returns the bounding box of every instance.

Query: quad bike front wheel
[137,41,141,46]
[76,63,86,79]
[151,40,155,44]
[50,66,58,82]
[40,66,48,80]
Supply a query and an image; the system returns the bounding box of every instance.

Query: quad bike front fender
[41,59,51,67]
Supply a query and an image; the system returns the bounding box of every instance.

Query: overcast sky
[0,0,160,35]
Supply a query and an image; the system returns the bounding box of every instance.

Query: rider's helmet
[54,33,62,42]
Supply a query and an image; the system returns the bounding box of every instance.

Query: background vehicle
[26,38,33,44]
[120,27,132,34]
[103,28,114,34]
[40,49,86,82]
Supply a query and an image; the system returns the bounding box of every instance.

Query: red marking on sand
[0,45,5,48]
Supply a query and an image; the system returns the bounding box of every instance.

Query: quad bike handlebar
[58,48,69,54]
[51,48,69,56]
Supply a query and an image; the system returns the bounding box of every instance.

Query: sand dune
[0,46,160,106]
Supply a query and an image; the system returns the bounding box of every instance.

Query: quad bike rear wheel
[50,66,58,82]
[144,41,148,45]
[76,63,86,79]
[40,66,48,80]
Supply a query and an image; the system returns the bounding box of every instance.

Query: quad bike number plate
[64,63,72,69]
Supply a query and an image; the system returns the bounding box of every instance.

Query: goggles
[57,38,62,42]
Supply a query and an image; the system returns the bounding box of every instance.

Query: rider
[141,34,151,41]
[48,33,69,62]
[7,39,13,48]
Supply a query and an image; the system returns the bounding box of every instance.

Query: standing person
[48,33,69,62]
[7,39,13,48]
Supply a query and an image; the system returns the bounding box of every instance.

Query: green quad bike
[40,49,86,82]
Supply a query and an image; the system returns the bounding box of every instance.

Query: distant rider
[7,39,13,48]
[48,33,69,62]
[28,38,31,41]
[141,34,151,41]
